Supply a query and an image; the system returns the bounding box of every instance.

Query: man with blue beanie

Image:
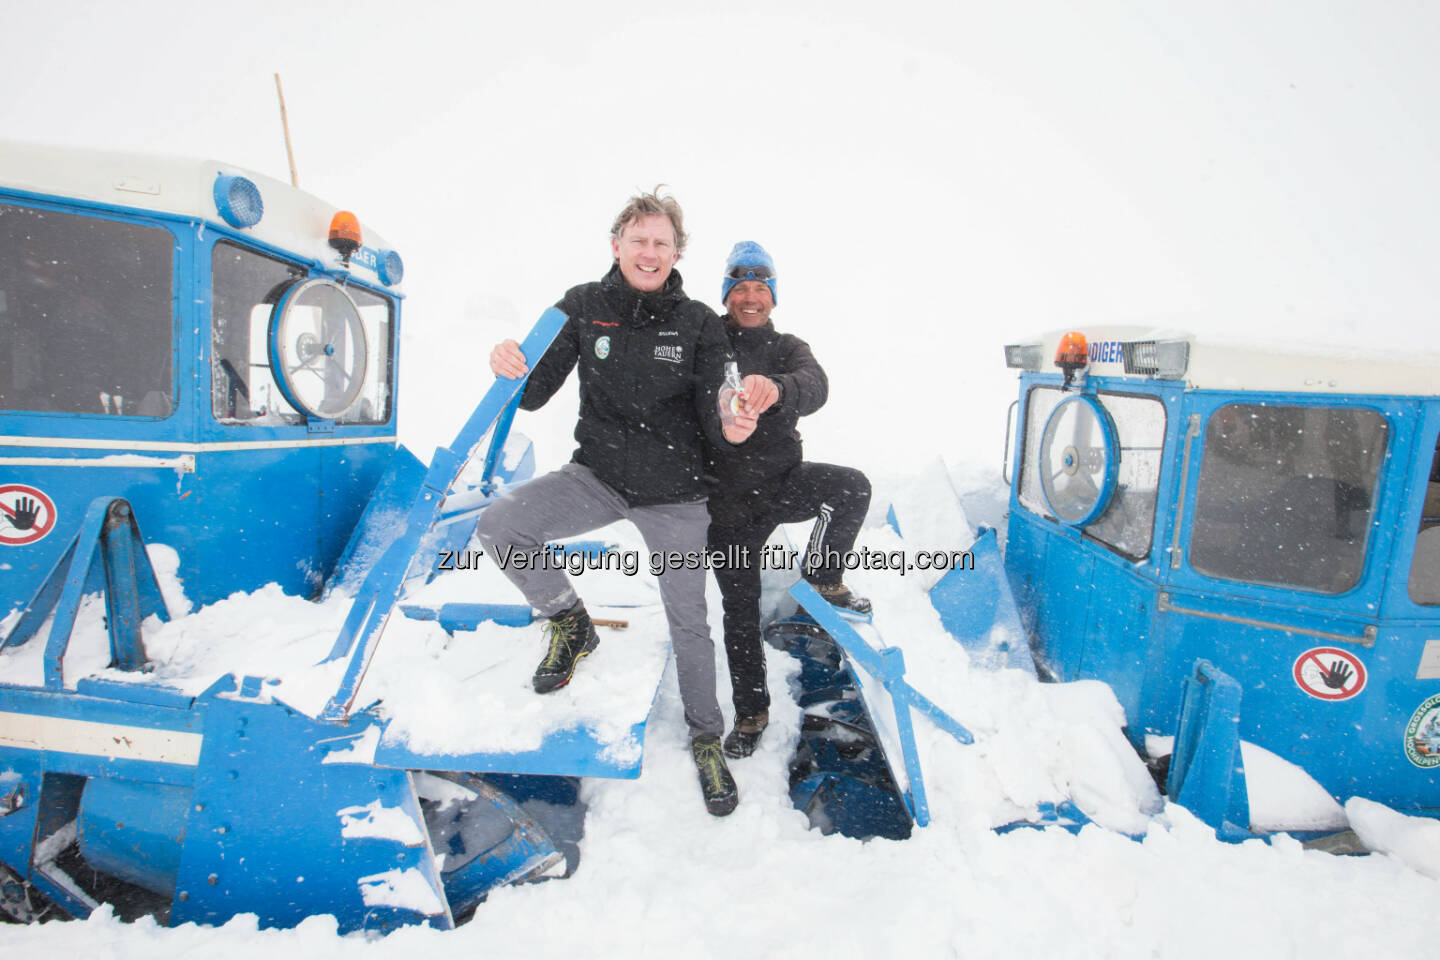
[706,240,873,758]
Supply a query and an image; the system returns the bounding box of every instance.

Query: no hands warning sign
[0,484,58,546]
[1292,646,1367,701]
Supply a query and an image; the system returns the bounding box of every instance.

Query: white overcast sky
[5,0,1438,462]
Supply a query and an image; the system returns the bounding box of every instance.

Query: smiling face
[725,280,774,328]
[611,213,680,292]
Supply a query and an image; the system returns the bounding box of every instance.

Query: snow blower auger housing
[1001,328,1440,833]
[0,141,615,931]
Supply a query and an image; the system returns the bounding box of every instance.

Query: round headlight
[213,174,264,229]
[377,249,404,286]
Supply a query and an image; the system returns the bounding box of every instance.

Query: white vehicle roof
[0,139,402,291]
[1020,326,1440,397]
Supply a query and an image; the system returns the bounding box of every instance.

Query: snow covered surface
[1347,797,1440,880]
[5,620,1438,957]
[4,479,1433,955]
[4,0,1439,955]
[355,869,445,917]
[337,801,426,846]
[1146,735,1350,835]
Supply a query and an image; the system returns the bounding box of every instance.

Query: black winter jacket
[705,319,828,503]
[520,265,735,506]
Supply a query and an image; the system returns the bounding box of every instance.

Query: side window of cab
[0,201,175,417]
[1407,433,1440,604]
[210,241,394,425]
[1189,403,1388,594]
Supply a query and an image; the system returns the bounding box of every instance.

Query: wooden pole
[274,73,299,188]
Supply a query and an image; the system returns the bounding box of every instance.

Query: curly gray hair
[610,185,687,258]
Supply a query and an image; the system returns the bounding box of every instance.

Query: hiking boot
[723,711,769,759]
[532,601,599,694]
[691,735,739,816]
[812,580,873,617]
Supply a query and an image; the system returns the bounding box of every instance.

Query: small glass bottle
[718,361,747,429]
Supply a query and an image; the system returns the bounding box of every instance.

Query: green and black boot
[691,735,739,816]
[723,711,769,759]
[532,601,599,694]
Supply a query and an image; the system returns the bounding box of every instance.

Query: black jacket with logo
[520,265,734,506]
[704,319,829,506]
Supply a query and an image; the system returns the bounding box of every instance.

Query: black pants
[707,462,871,718]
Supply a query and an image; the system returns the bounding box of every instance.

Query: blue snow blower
[0,141,650,931]
[999,328,1440,835]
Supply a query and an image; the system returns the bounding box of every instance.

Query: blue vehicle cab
[0,141,596,932]
[1001,328,1440,819]
[0,141,403,608]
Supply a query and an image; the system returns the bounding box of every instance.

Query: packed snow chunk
[0,590,111,689]
[122,583,348,698]
[1146,735,1347,833]
[1042,681,1161,835]
[355,868,445,916]
[145,542,193,616]
[0,603,53,688]
[1346,797,1440,879]
[412,772,478,809]
[358,603,669,758]
[337,800,425,845]
[1242,742,1347,833]
[501,430,531,472]
[319,725,381,765]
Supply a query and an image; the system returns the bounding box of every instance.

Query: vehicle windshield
[0,202,174,416]
[1190,403,1388,594]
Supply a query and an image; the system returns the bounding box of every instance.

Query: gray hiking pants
[474,463,723,739]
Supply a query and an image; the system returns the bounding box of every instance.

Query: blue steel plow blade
[1167,659,1252,842]
[0,671,568,931]
[318,307,568,723]
[763,618,914,841]
[423,775,565,917]
[926,527,1036,675]
[791,581,975,828]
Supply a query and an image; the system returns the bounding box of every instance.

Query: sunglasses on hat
[726,264,775,281]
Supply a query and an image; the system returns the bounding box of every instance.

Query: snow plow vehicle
[1001,330,1440,835]
[0,141,608,931]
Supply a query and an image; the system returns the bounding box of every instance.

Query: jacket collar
[601,263,688,324]
[725,318,778,346]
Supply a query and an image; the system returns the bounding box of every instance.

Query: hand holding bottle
[719,362,758,442]
[738,375,778,416]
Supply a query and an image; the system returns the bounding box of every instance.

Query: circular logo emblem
[594,336,611,360]
[1292,647,1367,701]
[1405,693,1440,768]
[0,483,58,546]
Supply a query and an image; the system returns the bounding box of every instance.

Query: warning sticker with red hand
[0,484,58,546]
[1293,646,1367,701]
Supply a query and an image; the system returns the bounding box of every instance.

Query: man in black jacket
[705,241,873,759]
[478,190,754,816]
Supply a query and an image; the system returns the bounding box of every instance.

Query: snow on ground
[2,465,1435,956]
[1347,797,1440,881]
[3,600,1436,958]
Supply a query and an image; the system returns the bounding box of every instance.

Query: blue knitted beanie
[721,240,778,306]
